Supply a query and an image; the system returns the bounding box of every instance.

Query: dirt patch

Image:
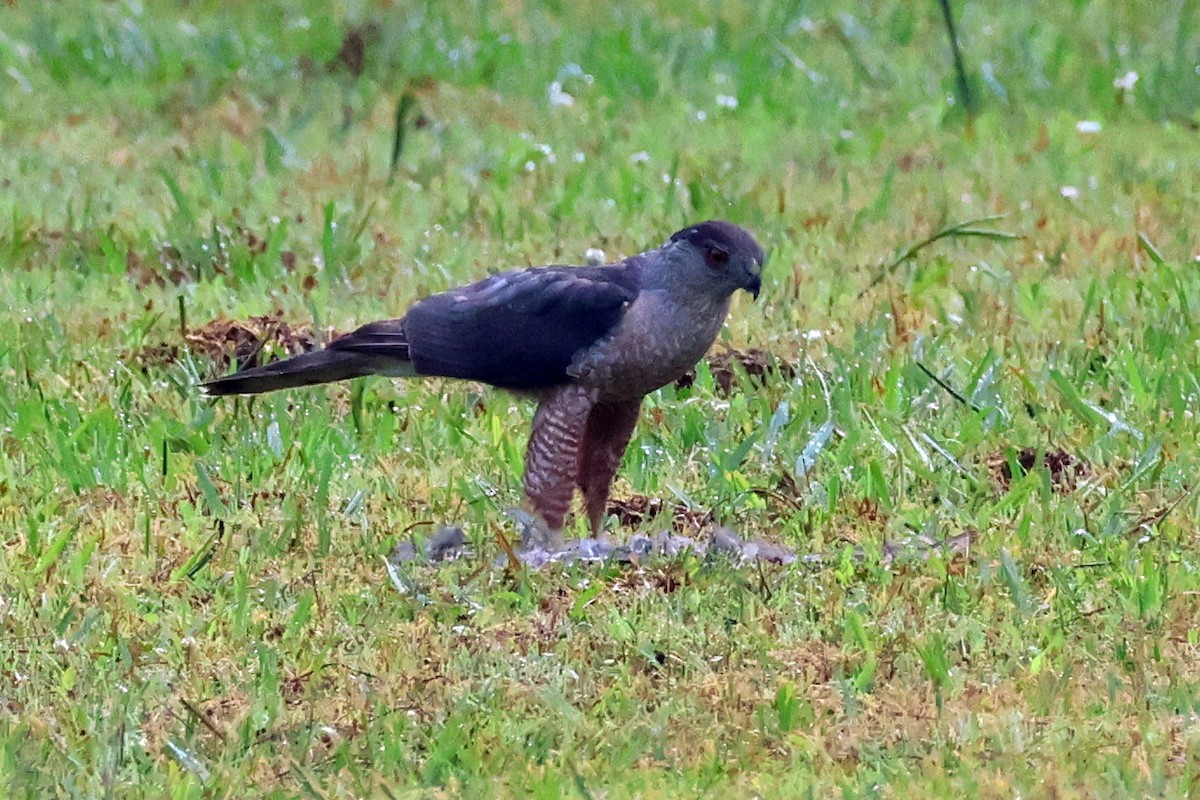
[991,446,1088,493]
[136,311,341,371]
[676,347,797,394]
[328,22,381,77]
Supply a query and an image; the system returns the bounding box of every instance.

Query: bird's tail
[201,349,415,396]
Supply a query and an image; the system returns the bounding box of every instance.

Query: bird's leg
[522,385,598,547]
[578,399,642,537]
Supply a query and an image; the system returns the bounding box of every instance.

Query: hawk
[203,220,765,541]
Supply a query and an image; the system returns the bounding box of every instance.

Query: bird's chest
[570,291,730,399]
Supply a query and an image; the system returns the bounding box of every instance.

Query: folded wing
[330,263,641,391]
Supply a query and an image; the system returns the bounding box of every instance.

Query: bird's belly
[600,339,710,397]
[574,296,729,400]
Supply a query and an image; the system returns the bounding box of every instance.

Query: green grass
[2,0,1200,796]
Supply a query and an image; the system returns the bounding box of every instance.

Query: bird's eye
[706,247,730,268]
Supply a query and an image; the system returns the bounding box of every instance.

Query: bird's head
[661,220,765,301]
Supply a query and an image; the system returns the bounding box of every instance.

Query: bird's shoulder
[436,259,643,316]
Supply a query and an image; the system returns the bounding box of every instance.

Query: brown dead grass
[136,312,343,372]
[990,446,1089,493]
[676,347,798,395]
[606,494,714,534]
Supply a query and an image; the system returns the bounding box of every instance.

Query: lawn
[1,0,1199,797]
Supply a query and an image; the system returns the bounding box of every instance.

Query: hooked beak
[744,262,763,299]
[741,253,764,300]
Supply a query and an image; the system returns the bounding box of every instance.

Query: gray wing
[330,262,642,391]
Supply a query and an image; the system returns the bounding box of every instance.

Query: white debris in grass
[1113,70,1139,92]
[547,81,574,107]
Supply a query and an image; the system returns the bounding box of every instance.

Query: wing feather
[402,263,640,389]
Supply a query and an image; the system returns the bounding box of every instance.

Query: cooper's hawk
[203,220,765,540]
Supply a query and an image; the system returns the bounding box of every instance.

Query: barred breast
[568,289,732,400]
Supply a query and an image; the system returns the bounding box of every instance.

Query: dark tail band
[202,349,406,396]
